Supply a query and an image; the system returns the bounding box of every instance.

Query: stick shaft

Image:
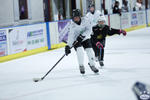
[41,54,66,80]
[40,42,77,81]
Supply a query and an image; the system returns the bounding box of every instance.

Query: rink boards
[0,10,150,62]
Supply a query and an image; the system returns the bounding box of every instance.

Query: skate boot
[95,57,98,62]
[79,66,85,74]
[88,63,99,73]
[100,61,104,67]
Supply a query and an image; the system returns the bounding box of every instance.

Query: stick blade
[33,78,42,82]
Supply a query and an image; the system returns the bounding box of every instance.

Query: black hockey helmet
[72,9,81,18]
[88,4,95,14]
[72,9,81,25]
[88,4,95,8]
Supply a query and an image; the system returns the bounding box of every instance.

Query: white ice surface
[0,27,150,100]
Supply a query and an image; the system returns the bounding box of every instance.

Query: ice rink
[0,27,150,100]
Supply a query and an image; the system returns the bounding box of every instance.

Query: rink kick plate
[0,43,66,63]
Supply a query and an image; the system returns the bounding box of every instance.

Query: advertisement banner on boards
[137,11,145,25]
[8,27,27,54]
[147,9,150,24]
[8,23,47,54]
[131,12,138,27]
[0,30,8,57]
[58,20,71,43]
[26,24,47,50]
[110,14,121,29]
[121,13,131,29]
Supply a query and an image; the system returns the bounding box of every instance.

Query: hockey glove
[120,30,127,36]
[77,34,85,43]
[132,81,150,100]
[65,45,71,56]
[96,42,103,49]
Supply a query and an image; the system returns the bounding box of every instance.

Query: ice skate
[95,56,99,62]
[79,66,85,74]
[99,61,104,67]
[88,63,99,73]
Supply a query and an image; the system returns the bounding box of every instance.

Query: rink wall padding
[125,25,147,32]
[0,10,150,63]
[147,9,150,26]
[110,10,147,31]
[0,46,48,63]
[109,14,121,29]
[0,23,49,62]
[0,43,67,63]
[49,22,59,46]
[51,42,66,49]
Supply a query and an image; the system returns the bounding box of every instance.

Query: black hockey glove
[77,34,85,43]
[65,45,71,56]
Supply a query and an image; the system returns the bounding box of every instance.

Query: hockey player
[65,9,99,74]
[86,4,105,27]
[91,15,127,66]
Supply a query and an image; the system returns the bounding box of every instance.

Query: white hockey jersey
[67,17,92,47]
[86,10,104,27]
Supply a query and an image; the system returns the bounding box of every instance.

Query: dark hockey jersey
[91,25,121,43]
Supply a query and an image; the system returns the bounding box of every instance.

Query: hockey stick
[96,42,104,67]
[33,42,77,82]
[33,54,66,82]
[98,47,102,61]
[98,47,104,67]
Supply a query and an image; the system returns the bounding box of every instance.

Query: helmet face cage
[98,20,105,24]
[72,9,81,19]
[88,4,95,14]
[97,15,106,24]
[88,4,95,8]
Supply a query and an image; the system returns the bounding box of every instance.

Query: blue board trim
[46,22,51,50]
[146,9,148,27]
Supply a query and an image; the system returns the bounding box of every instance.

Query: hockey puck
[33,78,41,82]
[34,80,38,82]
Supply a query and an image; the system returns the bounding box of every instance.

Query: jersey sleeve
[107,26,120,36]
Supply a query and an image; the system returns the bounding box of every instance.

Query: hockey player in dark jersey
[91,15,127,67]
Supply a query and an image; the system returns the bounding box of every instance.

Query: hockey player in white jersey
[86,4,105,27]
[65,9,99,74]
[86,4,106,62]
